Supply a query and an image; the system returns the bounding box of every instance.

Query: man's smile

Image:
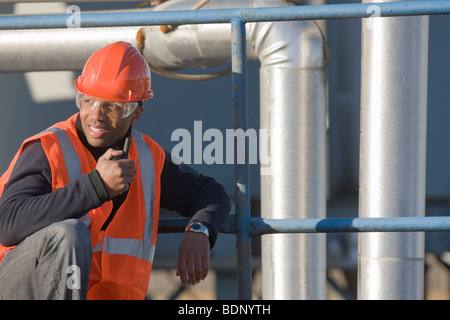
[88,124,110,138]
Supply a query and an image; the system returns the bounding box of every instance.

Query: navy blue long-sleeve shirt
[0,116,231,249]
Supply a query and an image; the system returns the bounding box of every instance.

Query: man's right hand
[96,148,136,198]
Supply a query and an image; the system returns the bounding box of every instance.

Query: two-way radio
[111,127,131,160]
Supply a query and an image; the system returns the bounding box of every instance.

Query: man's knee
[0,219,92,299]
[47,219,91,253]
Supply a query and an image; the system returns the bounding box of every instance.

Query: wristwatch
[185,222,209,238]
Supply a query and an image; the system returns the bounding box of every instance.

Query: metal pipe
[259,23,327,299]
[0,27,140,72]
[358,0,429,300]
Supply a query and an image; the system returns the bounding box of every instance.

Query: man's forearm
[0,142,103,246]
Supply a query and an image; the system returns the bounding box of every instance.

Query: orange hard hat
[74,41,153,102]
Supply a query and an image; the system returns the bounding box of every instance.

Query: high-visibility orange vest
[0,114,165,299]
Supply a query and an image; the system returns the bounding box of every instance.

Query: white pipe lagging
[358,0,428,300]
[0,0,328,299]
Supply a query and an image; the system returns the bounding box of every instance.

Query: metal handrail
[0,1,450,30]
[159,215,450,235]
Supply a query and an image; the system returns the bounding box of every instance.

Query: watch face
[192,223,201,230]
[186,222,209,238]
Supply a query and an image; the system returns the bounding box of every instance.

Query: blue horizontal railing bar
[158,216,450,235]
[249,216,450,235]
[0,1,449,30]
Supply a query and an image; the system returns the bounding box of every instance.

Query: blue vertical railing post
[231,18,252,300]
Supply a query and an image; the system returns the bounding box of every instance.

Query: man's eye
[111,104,123,110]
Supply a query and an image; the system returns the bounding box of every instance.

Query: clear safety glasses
[76,92,139,119]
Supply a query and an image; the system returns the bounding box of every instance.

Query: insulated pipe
[260,56,327,300]
[358,0,428,299]
[0,27,141,72]
[256,19,327,300]
[137,0,257,69]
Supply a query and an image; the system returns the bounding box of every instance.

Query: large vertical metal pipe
[259,21,327,299]
[358,0,428,299]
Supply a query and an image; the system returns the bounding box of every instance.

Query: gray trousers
[0,219,92,300]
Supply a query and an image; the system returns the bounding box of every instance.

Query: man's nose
[89,103,108,120]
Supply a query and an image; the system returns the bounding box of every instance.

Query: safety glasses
[76,92,139,119]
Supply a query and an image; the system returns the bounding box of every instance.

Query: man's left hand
[176,232,210,287]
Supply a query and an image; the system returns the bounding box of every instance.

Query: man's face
[78,96,143,148]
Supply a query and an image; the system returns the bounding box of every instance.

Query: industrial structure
[0,0,449,300]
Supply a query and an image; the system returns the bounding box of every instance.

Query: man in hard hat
[0,41,231,300]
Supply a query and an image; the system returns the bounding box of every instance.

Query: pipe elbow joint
[252,19,327,70]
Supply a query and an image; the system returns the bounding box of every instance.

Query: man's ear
[130,105,144,125]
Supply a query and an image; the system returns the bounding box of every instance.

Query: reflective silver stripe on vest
[92,237,156,263]
[132,129,155,248]
[103,236,156,263]
[41,127,90,225]
[40,127,82,184]
[92,130,156,263]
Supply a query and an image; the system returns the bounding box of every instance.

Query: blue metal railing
[230,18,253,300]
[1,1,450,29]
[159,215,450,235]
[2,0,450,300]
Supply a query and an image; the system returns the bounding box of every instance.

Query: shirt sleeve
[0,141,104,247]
[160,150,231,248]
